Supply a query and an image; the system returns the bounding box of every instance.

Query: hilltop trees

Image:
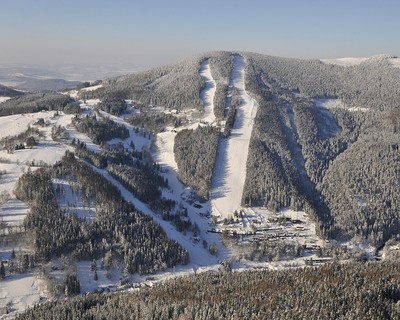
[174,126,220,199]
[79,54,209,111]
[0,92,72,116]
[72,114,129,144]
[17,261,400,319]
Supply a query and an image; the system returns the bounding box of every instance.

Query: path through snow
[211,55,258,219]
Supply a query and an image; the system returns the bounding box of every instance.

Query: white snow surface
[0,112,53,140]
[315,98,344,109]
[315,98,369,113]
[211,55,257,219]
[199,59,216,124]
[0,112,73,199]
[80,84,103,92]
[320,57,368,66]
[322,55,400,69]
[391,58,400,69]
[0,199,29,226]
[53,178,97,222]
[0,97,11,103]
[0,273,43,315]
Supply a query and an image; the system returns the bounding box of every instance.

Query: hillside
[0,84,23,98]
[0,51,399,316]
[17,261,400,320]
[82,51,400,243]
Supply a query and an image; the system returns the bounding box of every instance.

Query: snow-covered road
[211,55,258,219]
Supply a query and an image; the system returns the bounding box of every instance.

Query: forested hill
[0,83,23,97]
[18,261,400,319]
[242,52,400,243]
[2,50,400,316]
[78,51,233,113]
[78,51,400,244]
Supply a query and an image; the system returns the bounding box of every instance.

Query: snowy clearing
[0,97,11,103]
[0,111,73,199]
[320,57,368,66]
[315,98,369,113]
[315,98,345,109]
[80,84,103,92]
[53,178,97,223]
[0,112,56,140]
[211,55,258,219]
[0,272,44,315]
[0,199,29,226]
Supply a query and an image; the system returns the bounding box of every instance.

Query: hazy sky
[1,0,399,68]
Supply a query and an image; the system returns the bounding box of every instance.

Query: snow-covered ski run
[210,54,258,219]
[199,59,217,124]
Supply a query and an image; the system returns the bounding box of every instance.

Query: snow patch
[0,97,11,103]
[320,57,368,66]
[0,199,29,226]
[0,112,73,195]
[315,98,369,113]
[0,272,43,316]
[391,58,400,69]
[348,106,369,113]
[53,178,97,222]
[80,84,103,92]
[315,98,344,109]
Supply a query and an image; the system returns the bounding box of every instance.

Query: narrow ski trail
[211,55,258,219]
[199,59,216,124]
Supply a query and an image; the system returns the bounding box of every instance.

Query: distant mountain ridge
[0,83,23,97]
[14,77,82,92]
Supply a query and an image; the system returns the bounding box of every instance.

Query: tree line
[17,260,400,319]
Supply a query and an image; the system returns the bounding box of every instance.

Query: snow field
[322,55,400,69]
[0,199,29,226]
[0,111,76,227]
[0,272,44,315]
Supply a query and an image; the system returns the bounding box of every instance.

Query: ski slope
[87,163,222,267]
[211,55,258,219]
[199,59,216,124]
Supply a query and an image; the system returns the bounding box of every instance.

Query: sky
[1,0,400,69]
